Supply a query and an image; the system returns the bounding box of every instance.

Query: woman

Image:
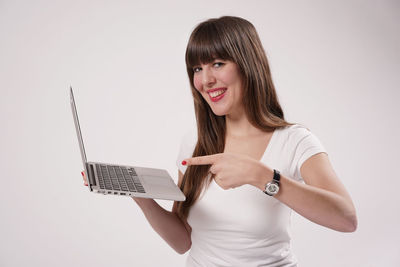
[84,16,357,266]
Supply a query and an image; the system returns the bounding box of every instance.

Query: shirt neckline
[259,127,279,162]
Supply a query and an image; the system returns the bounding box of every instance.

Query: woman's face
[192,59,244,117]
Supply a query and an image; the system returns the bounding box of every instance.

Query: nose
[202,68,216,88]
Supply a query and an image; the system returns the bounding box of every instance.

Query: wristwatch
[264,169,281,196]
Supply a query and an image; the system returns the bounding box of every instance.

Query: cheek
[193,75,202,91]
[223,66,241,85]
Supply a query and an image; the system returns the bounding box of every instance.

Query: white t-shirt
[176,124,327,267]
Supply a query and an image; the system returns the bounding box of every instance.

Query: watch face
[266,183,279,195]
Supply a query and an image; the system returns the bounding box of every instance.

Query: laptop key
[94,164,145,193]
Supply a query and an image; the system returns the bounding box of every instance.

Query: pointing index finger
[184,154,221,166]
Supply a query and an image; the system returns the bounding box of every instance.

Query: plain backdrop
[1,0,399,266]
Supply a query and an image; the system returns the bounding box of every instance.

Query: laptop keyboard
[95,164,146,193]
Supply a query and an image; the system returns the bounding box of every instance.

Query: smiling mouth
[209,89,226,97]
[207,88,227,102]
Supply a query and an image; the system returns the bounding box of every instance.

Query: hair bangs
[186,22,232,69]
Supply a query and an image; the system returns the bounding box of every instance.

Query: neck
[225,111,263,138]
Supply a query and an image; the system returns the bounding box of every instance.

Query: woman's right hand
[81,171,88,186]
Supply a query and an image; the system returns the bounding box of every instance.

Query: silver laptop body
[70,87,185,201]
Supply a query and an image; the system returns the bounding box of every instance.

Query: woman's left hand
[183,153,266,190]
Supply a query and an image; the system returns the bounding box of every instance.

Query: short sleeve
[289,125,327,181]
[176,130,197,175]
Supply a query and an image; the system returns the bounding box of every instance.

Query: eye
[193,66,202,73]
[213,62,225,68]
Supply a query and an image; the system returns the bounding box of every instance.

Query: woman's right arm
[81,170,192,254]
[132,170,192,254]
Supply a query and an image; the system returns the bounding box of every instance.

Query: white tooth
[210,90,225,98]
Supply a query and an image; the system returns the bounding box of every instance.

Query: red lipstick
[207,87,227,102]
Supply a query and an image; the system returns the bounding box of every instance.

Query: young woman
[83,16,357,266]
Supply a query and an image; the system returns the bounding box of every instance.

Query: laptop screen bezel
[70,87,91,190]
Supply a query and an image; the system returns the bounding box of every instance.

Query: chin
[210,107,229,117]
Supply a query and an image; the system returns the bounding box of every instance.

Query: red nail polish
[81,171,84,176]
[182,160,187,166]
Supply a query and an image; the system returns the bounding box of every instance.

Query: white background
[1,0,399,266]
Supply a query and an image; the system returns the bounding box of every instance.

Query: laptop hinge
[86,163,97,186]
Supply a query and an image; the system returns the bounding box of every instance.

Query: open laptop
[70,87,185,201]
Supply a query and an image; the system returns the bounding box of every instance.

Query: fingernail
[84,182,88,186]
[181,160,187,166]
[81,171,84,176]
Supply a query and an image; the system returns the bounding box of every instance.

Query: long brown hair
[176,16,292,219]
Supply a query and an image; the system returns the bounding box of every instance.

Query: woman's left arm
[253,152,358,232]
[184,152,358,232]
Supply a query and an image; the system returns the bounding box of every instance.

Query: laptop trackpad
[143,175,172,186]
[142,175,176,194]
[142,175,171,185]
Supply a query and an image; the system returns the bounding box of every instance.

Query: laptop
[70,87,186,201]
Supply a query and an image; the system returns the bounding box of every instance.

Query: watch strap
[273,169,280,185]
